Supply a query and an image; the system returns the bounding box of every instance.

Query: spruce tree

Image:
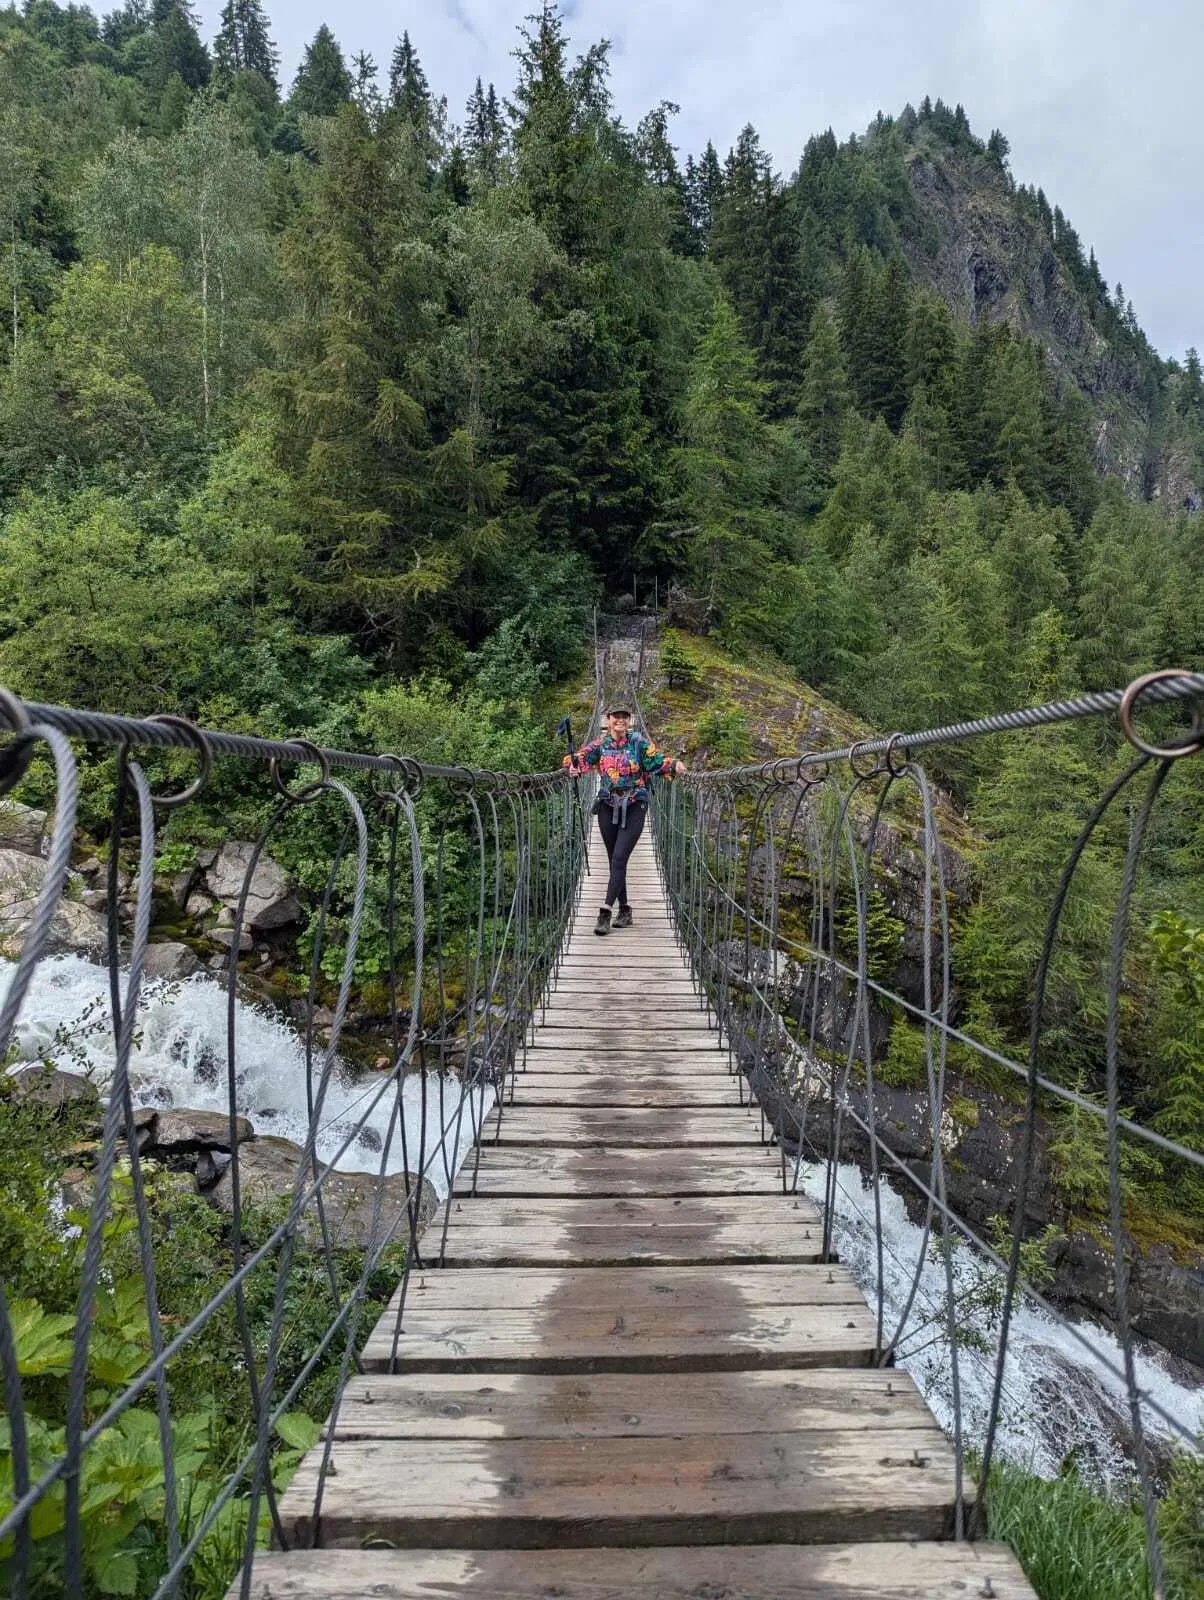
[289,25,353,118]
[388,30,430,127]
[796,304,849,475]
[464,77,505,183]
[146,1,210,94]
[214,0,278,91]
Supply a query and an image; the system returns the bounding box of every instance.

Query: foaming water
[799,1161,1202,1485]
[1,955,492,1199]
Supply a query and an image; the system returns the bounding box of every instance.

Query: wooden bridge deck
[235,833,1036,1598]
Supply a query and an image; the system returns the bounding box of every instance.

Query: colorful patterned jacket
[564,730,676,802]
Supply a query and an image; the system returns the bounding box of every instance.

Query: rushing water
[0,954,492,1199]
[801,1160,1203,1485]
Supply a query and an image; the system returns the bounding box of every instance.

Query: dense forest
[2,0,1204,1185]
[2,0,1204,1217]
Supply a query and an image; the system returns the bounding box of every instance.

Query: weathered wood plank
[434,1222,824,1269]
[328,1366,934,1441]
[504,1075,740,1107]
[458,1148,789,1196]
[361,1302,874,1371]
[521,1046,728,1065]
[437,1196,819,1230]
[279,1428,966,1548]
[381,1263,859,1317]
[489,1107,767,1146]
[234,1543,1037,1600]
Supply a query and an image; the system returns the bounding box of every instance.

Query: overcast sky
[196,1,1203,360]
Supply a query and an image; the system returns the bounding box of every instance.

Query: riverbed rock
[0,800,48,855]
[142,941,201,980]
[0,849,108,958]
[7,1065,100,1112]
[149,1108,254,1157]
[204,843,302,931]
[207,1135,439,1246]
[210,927,253,953]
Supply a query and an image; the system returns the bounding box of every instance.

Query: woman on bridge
[565,707,686,935]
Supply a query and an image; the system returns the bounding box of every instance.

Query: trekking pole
[557,715,591,876]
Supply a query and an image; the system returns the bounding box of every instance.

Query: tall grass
[987,1455,1204,1600]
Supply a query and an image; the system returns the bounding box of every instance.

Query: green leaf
[8,1300,76,1378]
[274,1412,320,1453]
[91,1546,141,1596]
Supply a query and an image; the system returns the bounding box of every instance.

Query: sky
[196,0,1203,361]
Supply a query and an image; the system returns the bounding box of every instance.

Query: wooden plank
[434,1222,824,1268]
[458,1148,790,1197]
[382,1263,858,1316]
[279,1428,965,1548]
[436,1196,819,1230]
[489,1107,767,1146]
[522,1045,727,1064]
[518,1050,732,1071]
[361,1302,873,1371]
[506,1074,739,1106]
[328,1366,935,1440]
[234,1542,1038,1600]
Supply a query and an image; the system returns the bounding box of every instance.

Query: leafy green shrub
[695,703,752,766]
[878,1015,927,1088]
[659,630,701,689]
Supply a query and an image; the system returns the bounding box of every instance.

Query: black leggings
[596,801,647,909]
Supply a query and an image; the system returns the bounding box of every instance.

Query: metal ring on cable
[394,754,423,799]
[1118,670,1204,761]
[145,713,213,808]
[795,750,830,786]
[0,687,35,795]
[769,757,797,784]
[848,739,883,780]
[884,732,911,779]
[269,738,331,801]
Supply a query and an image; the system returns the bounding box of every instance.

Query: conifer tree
[214,0,278,90]
[388,31,430,127]
[796,304,849,475]
[289,25,353,118]
[146,0,210,94]
[464,78,505,183]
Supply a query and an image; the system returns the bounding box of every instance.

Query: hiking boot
[613,907,633,929]
[594,907,612,936]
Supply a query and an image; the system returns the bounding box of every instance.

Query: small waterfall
[1,954,492,1199]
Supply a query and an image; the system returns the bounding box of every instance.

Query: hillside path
[232,828,1036,1598]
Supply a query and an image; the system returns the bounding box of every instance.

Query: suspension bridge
[0,658,1201,1599]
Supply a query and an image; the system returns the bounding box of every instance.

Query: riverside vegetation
[0,1,1202,1594]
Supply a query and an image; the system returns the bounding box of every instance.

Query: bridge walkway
[235,831,1036,1598]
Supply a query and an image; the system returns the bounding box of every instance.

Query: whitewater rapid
[0,954,492,1200]
[801,1160,1202,1485]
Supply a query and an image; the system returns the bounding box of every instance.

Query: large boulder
[148,1108,254,1157]
[204,843,302,932]
[7,1065,100,1113]
[142,941,201,980]
[207,1135,439,1247]
[0,800,48,855]
[0,849,108,958]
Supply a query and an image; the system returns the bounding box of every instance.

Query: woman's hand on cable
[674,760,687,776]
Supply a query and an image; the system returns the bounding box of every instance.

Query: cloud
[196,0,1202,357]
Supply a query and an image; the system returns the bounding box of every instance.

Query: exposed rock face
[207,1135,439,1247]
[0,800,48,855]
[0,849,108,958]
[901,147,1192,499]
[204,843,302,932]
